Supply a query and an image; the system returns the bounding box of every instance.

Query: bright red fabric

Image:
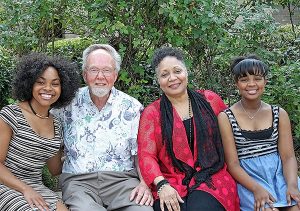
[138,90,240,211]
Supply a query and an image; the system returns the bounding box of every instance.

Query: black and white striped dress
[224,105,300,210]
[0,105,61,211]
[224,105,279,159]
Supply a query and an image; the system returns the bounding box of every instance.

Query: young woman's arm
[218,112,275,211]
[277,108,300,208]
[0,119,50,211]
[0,119,25,191]
[46,148,63,176]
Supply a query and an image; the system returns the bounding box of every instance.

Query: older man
[52,44,153,211]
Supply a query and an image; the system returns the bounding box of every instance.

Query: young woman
[0,53,80,211]
[138,47,240,211]
[218,55,300,211]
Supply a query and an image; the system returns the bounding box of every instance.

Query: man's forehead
[89,49,111,57]
[88,49,113,61]
[86,49,115,68]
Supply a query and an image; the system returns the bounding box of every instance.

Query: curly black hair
[151,47,185,71]
[12,52,81,108]
[230,55,269,82]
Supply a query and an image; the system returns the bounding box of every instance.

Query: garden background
[0,0,299,190]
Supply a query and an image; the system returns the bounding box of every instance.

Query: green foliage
[46,37,96,67]
[0,0,85,55]
[0,47,15,108]
[246,0,300,40]
[276,24,300,43]
[42,166,59,191]
[1,0,294,105]
[263,62,300,144]
[80,0,283,105]
[264,24,300,64]
[274,25,300,63]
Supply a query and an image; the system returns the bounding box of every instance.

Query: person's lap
[60,171,153,211]
[153,190,225,211]
[0,183,59,211]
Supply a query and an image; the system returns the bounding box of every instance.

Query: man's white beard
[91,87,110,97]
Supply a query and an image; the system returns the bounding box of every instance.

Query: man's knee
[61,182,104,211]
[63,191,106,211]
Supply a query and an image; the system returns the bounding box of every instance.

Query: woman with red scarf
[137,47,240,211]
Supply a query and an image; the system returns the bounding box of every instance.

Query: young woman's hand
[23,185,50,211]
[253,185,276,211]
[286,186,300,208]
[158,185,184,211]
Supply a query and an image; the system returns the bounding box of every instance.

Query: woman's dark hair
[12,52,81,108]
[151,47,185,70]
[230,55,269,82]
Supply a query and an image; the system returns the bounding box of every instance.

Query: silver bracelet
[157,183,169,195]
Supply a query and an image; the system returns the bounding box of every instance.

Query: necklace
[239,100,262,120]
[28,101,49,119]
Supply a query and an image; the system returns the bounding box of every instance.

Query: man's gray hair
[82,44,122,73]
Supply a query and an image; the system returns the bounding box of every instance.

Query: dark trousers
[154,190,225,211]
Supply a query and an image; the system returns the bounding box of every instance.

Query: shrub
[0,47,15,108]
[42,166,59,191]
[263,62,300,145]
[46,37,96,67]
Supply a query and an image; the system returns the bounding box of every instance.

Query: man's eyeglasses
[87,68,115,77]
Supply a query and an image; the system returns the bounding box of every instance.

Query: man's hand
[130,181,154,206]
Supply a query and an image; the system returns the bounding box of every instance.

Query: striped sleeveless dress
[0,105,62,211]
[224,105,300,210]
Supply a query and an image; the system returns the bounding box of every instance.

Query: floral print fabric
[52,86,143,174]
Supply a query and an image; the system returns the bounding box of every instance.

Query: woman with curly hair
[0,53,80,211]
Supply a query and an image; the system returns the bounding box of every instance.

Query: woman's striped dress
[0,105,62,211]
[224,105,300,210]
